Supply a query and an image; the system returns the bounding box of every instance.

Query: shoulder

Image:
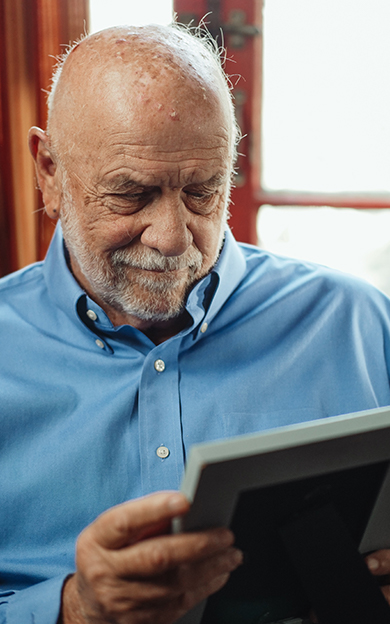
[238,241,380,289]
[0,262,45,303]
[234,242,390,317]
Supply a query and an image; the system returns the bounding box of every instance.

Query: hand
[61,491,242,624]
[366,549,390,604]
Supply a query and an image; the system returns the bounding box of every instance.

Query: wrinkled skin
[61,492,242,624]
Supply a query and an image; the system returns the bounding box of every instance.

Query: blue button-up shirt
[1,225,390,623]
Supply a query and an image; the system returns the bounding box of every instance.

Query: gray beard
[59,176,225,322]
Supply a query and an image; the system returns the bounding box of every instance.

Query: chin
[115,284,188,323]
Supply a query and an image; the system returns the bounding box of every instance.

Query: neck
[107,306,192,344]
[87,294,192,344]
[141,312,192,344]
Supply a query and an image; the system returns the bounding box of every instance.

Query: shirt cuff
[0,575,66,624]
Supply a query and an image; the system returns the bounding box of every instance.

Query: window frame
[175,0,390,245]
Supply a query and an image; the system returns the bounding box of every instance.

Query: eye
[186,191,208,199]
[124,191,150,201]
[184,189,218,215]
[106,190,152,214]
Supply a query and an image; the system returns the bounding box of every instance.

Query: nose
[140,191,193,257]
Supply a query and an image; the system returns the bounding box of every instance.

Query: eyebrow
[104,171,229,193]
[104,176,146,193]
[184,172,229,189]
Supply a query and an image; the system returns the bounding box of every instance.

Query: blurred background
[2,0,390,293]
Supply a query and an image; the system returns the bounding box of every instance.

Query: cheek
[81,209,142,252]
[192,217,226,265]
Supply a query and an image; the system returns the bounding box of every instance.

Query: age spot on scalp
[114,39,130,60]
[169,110,180,121]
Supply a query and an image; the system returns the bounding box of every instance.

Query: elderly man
[1,23,390,624]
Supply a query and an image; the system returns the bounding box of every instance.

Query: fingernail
[367,557,380,571]
[168,494,188,513]
[231,549,244,566]
[217,529,234,547]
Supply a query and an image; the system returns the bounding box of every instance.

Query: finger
[75,547,241,620]
[113,527,236,577]
[175,571,232,616]
[176,546,244,591]
[111,546,243,603]
[125,573,232,624]
[73,545,240,623]
[145,572,232,623]
[90,492,190,549]
[366,550,390,575]
[381,584,390,605]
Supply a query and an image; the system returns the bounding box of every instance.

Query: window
[89,0,173,32]
[258,0,390,294]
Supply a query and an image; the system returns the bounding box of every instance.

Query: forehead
[63,59,232,185]
[94,147,230,191]
[91,118,231,189]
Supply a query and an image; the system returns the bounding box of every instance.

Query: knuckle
[75,532,98,570]
[194,533,211,555]
[149,543,173,570]
[179,590,195,613]
[175,564,191,590]
[133,580,173,602]
[94,585,121,613]
[75,537,114,589]
[110,509,130,540]
[83,558,110,589]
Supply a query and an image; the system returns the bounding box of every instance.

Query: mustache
[110,245,203,272]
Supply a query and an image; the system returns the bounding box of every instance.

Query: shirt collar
[43,223,246,338]
[43,223,86,323]
[185,228,246,327]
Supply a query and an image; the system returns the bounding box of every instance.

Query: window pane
[258,206,390,295]
[262,0,390,193]
[89,0,173,33]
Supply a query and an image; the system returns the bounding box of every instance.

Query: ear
[28,127,61,220]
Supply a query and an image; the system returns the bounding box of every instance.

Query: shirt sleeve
[0,575,66,624]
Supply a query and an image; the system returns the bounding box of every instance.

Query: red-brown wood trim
[174,0,263,245]
[256,190,390,209]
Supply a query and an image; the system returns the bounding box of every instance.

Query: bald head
[47,25,237,166]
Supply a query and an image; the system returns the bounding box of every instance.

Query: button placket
[139,342,185,494]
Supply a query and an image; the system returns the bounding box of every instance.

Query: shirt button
[154,359,166,372]
[156,445,170,459]
[95,339,105,349]
[200,322,208,333]
[87,309,97,321]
